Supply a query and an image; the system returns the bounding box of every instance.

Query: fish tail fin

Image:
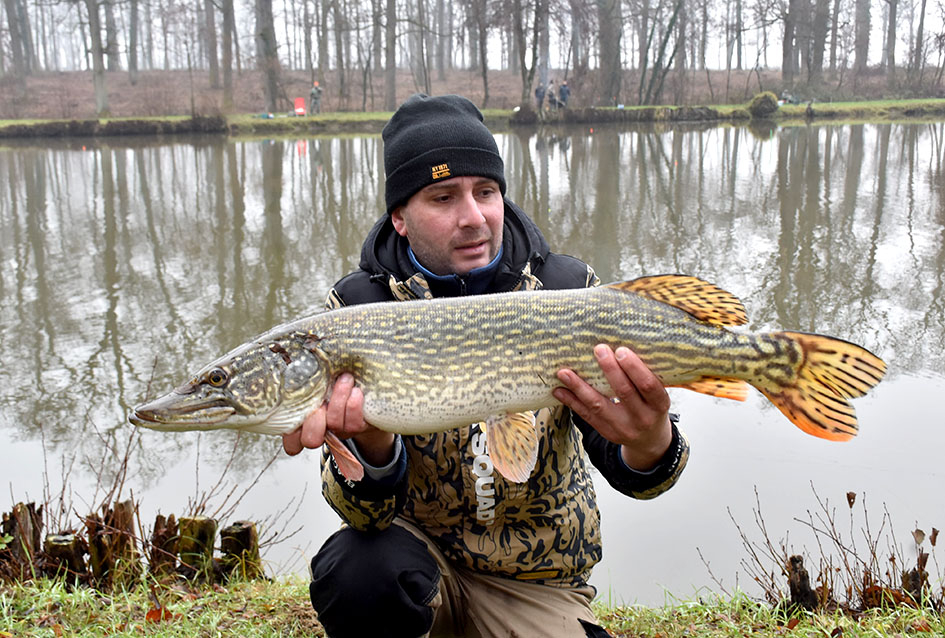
[757,331,886,441]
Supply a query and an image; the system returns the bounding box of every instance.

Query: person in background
[309,81,323,114]
[283,93,690,638]
[535,82,547,114]
[547,79,557,110]
[559,80,571,107]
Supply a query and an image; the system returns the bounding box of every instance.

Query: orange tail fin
[758,332,886,441]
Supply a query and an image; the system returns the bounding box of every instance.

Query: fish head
[130,329,331,436]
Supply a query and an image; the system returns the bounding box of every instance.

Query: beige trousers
[394,520,600,638]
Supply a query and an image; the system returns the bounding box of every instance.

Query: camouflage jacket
[320,201,689,586]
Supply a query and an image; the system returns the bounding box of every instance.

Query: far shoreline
[3,98,945,141]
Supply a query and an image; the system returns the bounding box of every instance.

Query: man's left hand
[553,344,672,472]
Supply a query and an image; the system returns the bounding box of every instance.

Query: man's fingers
[593,344,642,404]
[610,346,670,412]
[300,407,327,449]
[326,373,355,431]
[344,385,366,433]
[282,427,303,456]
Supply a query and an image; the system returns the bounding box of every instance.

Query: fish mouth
[129,392,237,430]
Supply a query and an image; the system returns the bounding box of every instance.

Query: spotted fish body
[131,275,887,480]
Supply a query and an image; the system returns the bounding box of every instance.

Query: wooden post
[148,513,179,577]
[220,520,263,580]
[178,516,217,579]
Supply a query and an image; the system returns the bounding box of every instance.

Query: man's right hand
[282,373,396,466]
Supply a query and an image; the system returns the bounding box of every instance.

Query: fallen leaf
[787,618,800,630]
[830,627,843,637]
[910,618,931,632]
[52,626,63,638]
[145,607,174,623]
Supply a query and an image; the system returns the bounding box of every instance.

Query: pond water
[1,121,943,605]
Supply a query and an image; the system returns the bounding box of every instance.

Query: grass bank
[3,98,945,140]
[2,576,943,637]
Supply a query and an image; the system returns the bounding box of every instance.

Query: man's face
[391,176,504,276]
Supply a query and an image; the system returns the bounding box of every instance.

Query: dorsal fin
[607,275,748,326]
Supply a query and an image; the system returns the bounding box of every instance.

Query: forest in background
[2,0,945,120]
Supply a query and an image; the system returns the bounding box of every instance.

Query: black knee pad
[310,525,440,638]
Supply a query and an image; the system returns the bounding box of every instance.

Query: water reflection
[1,122,943,602]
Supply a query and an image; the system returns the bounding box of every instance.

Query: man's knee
[310,525,440,638]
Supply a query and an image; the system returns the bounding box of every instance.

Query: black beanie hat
[383,94,507,214]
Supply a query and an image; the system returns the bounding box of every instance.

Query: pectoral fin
[324,430,365,482]
[484,412,538,483]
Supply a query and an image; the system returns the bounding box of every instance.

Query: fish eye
[206,368,229,387]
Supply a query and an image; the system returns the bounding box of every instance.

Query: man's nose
[456,190,486,227]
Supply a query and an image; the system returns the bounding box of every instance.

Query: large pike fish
[130,275,886,483]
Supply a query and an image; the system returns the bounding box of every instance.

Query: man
[559,80,571,107]
[283,94,689,638]
[309,80,323,114]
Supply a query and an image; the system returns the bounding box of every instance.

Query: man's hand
[282,373,396,466]
[553,344,673,472]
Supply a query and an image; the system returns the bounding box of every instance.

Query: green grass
[3,577,943,637]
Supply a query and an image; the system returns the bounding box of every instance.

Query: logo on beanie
[431,163,451,180]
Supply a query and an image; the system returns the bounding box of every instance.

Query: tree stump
[178,516,217,579]
[85,499,141,588]
[149,514,179,577]
[1,502,43,580]
[220,520,263,581]
[43,533,88,582]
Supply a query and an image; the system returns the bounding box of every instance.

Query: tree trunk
[782,0,796,86]
[809,0,830,84]
[129,0,139,85]
[104,0,121,71]
[84,0,109,116]
[910,0,927,83]
[222,0,235,110]
[385,0,396,109]
[205,0,220,88]
[598,0,621,105]
[884,0,897,87]
[853,0,870,79]
[255,0,281,113]
[475,0,490,106]
[3,0,28,89]
[333,0,347,101]
[15,0,37,72]
[829,0,840,70]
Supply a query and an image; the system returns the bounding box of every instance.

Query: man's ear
[390,207,408,237]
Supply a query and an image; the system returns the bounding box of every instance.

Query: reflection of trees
[2,124,944,488]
